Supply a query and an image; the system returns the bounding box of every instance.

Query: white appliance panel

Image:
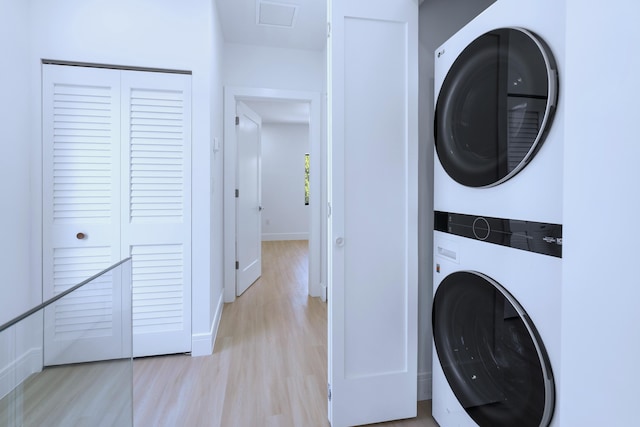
[432,230,561,427]
[433,0,565,224]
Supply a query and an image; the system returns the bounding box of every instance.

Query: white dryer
[433,0,565,224]
[432,211,562,427]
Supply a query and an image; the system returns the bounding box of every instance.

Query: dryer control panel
[434,211,562,258]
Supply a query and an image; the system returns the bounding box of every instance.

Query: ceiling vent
[257,1,298,28]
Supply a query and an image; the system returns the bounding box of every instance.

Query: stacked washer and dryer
[431,1,564,426]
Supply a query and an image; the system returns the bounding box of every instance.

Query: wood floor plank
[133,240,438,427]
[0,360,132,427]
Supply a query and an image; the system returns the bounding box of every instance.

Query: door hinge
[327,22,331,39]
[235,189,239,198]
[235,261,239,270]
[327,202,332,218]
[328,383,332,401]
[235,116,240,125]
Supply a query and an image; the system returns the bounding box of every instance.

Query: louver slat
[52,247,113,340]
[52,84,113,224]
[131,245,184,334]
[129,88,184,223]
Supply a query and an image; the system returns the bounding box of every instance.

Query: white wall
[224,43,324,92]
[559,1,640,424]
[261,123,310,241]
[417,0,495,400]
[0,0,223,355]
[0,0,39,324]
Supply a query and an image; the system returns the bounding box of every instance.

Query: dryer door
[434,28,557,187]
[432,271,554,427]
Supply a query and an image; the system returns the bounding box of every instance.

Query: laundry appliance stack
[430,1,565,426]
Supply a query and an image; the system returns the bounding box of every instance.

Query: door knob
[76,232,86,240]
[335,237,344,247]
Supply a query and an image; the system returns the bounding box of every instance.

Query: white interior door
[120,70,192,357]
[42,64,125,365]
[43,64,192,361]
[327,0,419,425]
[236,102,263,296]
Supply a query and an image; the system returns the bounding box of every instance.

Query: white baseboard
[418,370,432,401]
[191,294,224,357]
[261,233,309,241]
[0,347,42,400]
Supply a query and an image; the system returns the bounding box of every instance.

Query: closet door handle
[76,232,86,240]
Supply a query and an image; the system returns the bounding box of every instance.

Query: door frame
[223,87,323,303]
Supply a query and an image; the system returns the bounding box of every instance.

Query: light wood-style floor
[134,240,439,427]
[0,360,132,427]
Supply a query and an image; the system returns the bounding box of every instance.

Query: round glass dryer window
[434,28,558,187]
[432,271,555,427]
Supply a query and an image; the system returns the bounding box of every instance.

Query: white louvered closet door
[42,65,192,363]
[120,70,192,357]
[42,64,125,365]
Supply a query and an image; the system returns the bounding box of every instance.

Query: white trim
[191,294,224,357]
[224,86,324,303]
[417,371,433,401]
[262,233,309,241]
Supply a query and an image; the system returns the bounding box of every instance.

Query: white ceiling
[216,0,323,124]
[216,0,327,51]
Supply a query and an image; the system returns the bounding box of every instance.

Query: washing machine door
[432,271,554,427]
[435,28,558,187]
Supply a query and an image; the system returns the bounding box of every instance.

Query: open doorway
[235,98,310,298]
[223,87,325,304]
[243,99,311,243]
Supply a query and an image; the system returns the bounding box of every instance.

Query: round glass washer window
[434,27,558,187]
[432,271,555,427]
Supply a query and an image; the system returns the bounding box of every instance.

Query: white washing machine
[433,0,565,224]
[432,211,561,427]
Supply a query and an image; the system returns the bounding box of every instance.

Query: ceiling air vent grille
[257,1,298,28]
